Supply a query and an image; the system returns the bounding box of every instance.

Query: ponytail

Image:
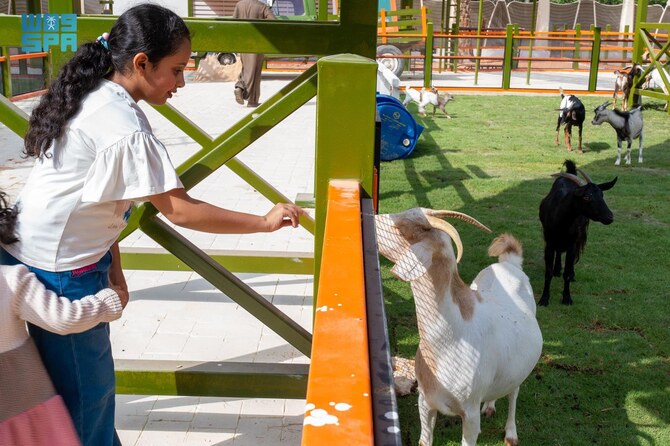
[24,42,112,157]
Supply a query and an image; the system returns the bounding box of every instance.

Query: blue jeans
[1,249,121,446]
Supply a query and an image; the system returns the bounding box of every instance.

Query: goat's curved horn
[551,172,587,186]
[577,168,593,183]
[425,210,492,234]
[426,216,464,263]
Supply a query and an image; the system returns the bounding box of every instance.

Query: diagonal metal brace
[139,215,313,357]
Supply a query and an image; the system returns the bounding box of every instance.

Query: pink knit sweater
[0,264,122,445]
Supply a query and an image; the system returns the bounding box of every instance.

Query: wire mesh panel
[594,2,622,28]
[650,5,669,36]
[575,0,596,28]
[470,0,496,29]
[508,1,534,30]
[550,2,580,30]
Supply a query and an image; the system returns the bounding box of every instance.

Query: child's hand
[263,203,307,231]
[112,286,130,309]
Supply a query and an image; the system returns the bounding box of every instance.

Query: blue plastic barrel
[376,93,424,161]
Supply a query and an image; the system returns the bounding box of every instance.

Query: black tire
[376,44,404,78]
[217,52,237,66]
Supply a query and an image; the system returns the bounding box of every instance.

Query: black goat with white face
[538,160,618,306]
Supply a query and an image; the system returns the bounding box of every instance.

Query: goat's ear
[390,243,432,282]
[598,176,618,191]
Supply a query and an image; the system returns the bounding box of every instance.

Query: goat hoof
[538,298,549,306]
[561,298,573,305]
[615,160,621,166]
[504,438,519,446]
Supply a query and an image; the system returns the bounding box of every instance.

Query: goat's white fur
[376,209,542,446]
[643,65,669,111]
[402,86,453,118]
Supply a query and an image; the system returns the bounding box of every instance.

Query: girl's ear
[132,52,150,75]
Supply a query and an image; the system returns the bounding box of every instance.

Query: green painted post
[27,0,40,13]
[573,24,581,70]
[314,54,376,297]
[450,22,458,72]
[1,47,11,98]
[632,0,648,64]
[588,27,601,92]
[630,0,649,107]
[474,0,485,85]
[526,0,538,86]
[502,24,514,89]
[424,22,434,88]
[47,0,75,83]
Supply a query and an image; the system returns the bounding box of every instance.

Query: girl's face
[140,38,192,105]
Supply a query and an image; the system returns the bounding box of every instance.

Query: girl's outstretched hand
[263,203,307,231]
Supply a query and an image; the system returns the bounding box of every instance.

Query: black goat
[555,89,586,153]
[538,160,617,306]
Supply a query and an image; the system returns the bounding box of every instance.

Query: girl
[0,191,127,446]
[1,4,303,445]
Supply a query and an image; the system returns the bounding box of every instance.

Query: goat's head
[375,208,491,282]
[591,102,611,125]
[552,169,618,225]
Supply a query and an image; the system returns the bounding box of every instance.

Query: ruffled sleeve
[81,131,183,203]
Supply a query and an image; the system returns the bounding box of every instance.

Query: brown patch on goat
[394,218,431,245]
[415,348,464,417]
[424,238,480,320]
[488,233,522,257]
[450,271,480,320]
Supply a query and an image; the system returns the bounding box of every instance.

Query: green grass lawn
[379,94,670,446]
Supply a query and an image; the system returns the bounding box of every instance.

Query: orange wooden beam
[302,179,372,446]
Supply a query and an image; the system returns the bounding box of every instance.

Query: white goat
[642,65,669,111]
[403,86,454,118]
[375,208,543,446]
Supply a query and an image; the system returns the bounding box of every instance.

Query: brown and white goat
[403,86,454,118]
[376,208,542,446]
[613,64,643,111]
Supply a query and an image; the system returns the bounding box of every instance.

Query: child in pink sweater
[0,192,128,445]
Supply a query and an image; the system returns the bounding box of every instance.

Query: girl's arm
[148,187,305,234]
[109,240,128,298]
[9,265,127,335]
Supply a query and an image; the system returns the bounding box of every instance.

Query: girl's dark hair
[24,4,191,157]
[0,192,19,245]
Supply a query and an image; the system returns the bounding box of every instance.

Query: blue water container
[376,93,424,161]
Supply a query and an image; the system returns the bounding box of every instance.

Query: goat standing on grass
[376,208,542,446]
[555,89,586,153]
[539,161,617,306]
[613,64,643,111]
[591,101,644,165]
[642,65,669,111]
[403,86,454,118]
